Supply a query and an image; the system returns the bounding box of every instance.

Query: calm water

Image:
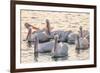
[20,10,89,64]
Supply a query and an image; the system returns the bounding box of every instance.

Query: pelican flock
[23,19,90,62]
